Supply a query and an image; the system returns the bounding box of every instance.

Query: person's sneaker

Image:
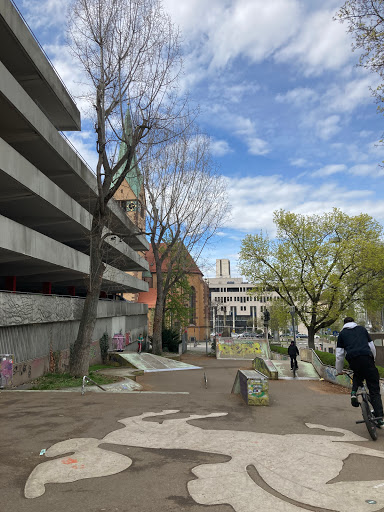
[351,392,359,407]
[376,419,384,429]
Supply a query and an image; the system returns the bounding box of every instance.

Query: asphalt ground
[2,353,384,512]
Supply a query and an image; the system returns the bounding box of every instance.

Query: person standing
[336,317,383,426]
[137,334,143,354]
[288,341,299,370]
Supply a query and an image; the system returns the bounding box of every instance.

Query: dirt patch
[307,380,350,395]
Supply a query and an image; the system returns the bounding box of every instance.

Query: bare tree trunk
[152,284,164,355]
[70,211,106,376]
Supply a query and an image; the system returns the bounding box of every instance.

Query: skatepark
[2,339,384,512]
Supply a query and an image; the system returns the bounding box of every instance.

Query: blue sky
[16,0,384,277]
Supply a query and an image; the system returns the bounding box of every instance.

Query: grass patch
[30,368,121,390]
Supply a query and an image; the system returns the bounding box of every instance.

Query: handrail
[59,131,95,173]
[81,375,106,395]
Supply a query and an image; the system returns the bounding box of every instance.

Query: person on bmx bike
[336,316,384,428]
[288,341,299,371]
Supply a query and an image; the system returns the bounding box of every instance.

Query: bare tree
[141,124,229,355]
[66,0,183,376]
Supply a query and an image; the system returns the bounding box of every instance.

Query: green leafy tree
[239,209,384,349]
[363,277,384,331]
[269,300,291,334]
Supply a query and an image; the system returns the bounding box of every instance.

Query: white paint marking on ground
[24,411,384,510]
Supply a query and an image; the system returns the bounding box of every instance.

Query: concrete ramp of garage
[114,353,202,373]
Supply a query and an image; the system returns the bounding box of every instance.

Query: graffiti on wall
[217,341,268,359]
[13,362,31,380]
[0,355,13,388]
[247,380,269,406]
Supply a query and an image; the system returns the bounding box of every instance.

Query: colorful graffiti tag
[217,341,269,359]
[0,355,13,388]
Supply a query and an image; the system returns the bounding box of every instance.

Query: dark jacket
[337,325,373,362]
[288,344,299,357]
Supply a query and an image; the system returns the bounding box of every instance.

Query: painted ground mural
[25,410,384,511]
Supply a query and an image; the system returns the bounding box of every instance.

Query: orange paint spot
[62,458,78,465]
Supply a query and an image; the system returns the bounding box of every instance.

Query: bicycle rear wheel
[361,400,378,441]
[292,365,296,378]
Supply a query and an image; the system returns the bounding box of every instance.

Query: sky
[15,0,384,277]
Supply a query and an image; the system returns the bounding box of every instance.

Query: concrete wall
[300,348,352,388]
[0,292,148,386]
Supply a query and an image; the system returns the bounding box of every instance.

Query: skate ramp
[115,353,201,372]
[272,360,319,380]
[216,339,271,360]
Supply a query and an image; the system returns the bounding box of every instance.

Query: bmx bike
[291,359,298,378]
[344,370,382,441]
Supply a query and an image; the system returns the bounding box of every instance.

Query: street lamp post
[290,306,297,345]
[264,309,270,341]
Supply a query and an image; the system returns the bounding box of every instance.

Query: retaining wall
[0,292,148,387]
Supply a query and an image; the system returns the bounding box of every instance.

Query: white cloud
[349,164,384,177]
[290,158,309,168]
[222,174,381,236]
[19,0,67,31]
[311,164,346,178]
[359,130,374,138]
[247,138,270,156]
[275,9,353,76]
[276,87,318,106]
[315,115,341,140]
[164,0,302,72]
[212,82,261,104]
[210,139,233,157]
[324,76,377,114]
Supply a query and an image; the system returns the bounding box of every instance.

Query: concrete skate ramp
[252,357,278,379]
[115,353,201,372]
[272,360,319,380]
[216,339,271,360]
[232,369,269,405]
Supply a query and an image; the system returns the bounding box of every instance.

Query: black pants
[348,355,383,418]
[290,355,298,370]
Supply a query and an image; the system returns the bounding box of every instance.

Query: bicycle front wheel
[361,400,378,441]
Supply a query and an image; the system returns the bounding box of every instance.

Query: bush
[270,344,288,355]
[162,328,180,353]
[99,332,109,364]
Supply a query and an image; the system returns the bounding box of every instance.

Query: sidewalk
[2,354,384,511]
